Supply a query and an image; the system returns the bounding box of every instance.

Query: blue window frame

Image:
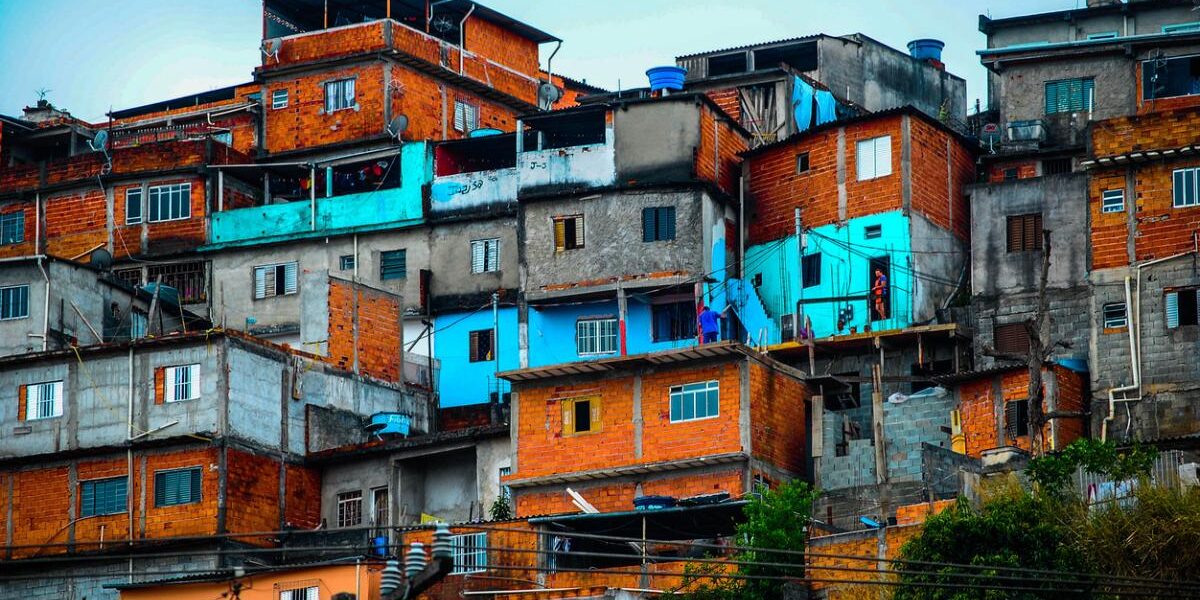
[669,380,719,422]
[0,211,23,244]
[380,250,407,280]
[0,285,29,320]
[642,206,676,242]
[81,477,127,517]
[154,467,201,507]
[1045,78,1094,114]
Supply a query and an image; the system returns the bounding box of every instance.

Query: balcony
[430,133,522,218]
[517,108,615,195]
[205,142,429,249]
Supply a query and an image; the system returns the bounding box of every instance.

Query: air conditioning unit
[1006,119,1046,142]
[780,314,796,342]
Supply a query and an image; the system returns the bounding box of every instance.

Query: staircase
[726,278,780,348]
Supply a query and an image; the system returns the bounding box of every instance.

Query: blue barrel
[373,535,389,557]
[469,128,503,138]
[366,412,411,436]
[634,495,677,511]
[646,66,687,92]
[907,39,945,61]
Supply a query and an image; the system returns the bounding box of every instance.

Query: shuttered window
[1166,288,1200,328]
[562,396,600,435]
[993,322,1031,355]
[164,364,199,402]
[253,262,298,299]
[1173,167,1200,208]
[642,207,676,242]
[1005,399,1030,438]
[855,135,892,181]
[1006,214,1043,252]
[469,329,494,363]
[454,99,478,133]
[802,253,821,288]
[576,318,617,355]
[0,211,24,244]
[81,477,127,517]
[1045,78,1094,114]
[471,239,500,274]
[553,215,584,250]
[380,250,407,280]
[280,587,318,600]
[26,380,63,420]
[154,467,201,507]
[0,284,29,320]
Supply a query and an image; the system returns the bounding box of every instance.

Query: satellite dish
[980,123,1001,153]
[89,130,109,153]
[537,82,563,110]
[261,38,281,62]
[386,114,409,140]
[89,248,113,270]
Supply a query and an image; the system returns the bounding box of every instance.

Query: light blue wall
[743,210,914,341]
[527,299,699,368]
[206,142,430,249]
[434,306,518,408]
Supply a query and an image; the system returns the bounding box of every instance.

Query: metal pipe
[1101,276,1140,441]
[37,257,50,352]
[459,3,476,75]
[545,40,562,89]
[127,345,135,560]
[309,165,316,230]
[492,291,500,380]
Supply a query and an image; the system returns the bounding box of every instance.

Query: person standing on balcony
[872,268,890,321]
[698,305,721,344]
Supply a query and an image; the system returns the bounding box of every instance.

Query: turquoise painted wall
[435,306,519,408]
[527,299,699,368]
[743,210,914,341]
[206,142,430,249]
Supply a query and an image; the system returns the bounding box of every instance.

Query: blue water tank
[139,282,180,306]
[366,412,411,436]
[469,128,503,138]
[907,39,945,62]
[646,66,687,92]
[634,495,678,511]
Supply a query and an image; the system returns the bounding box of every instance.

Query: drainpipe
[127,345,135,574]
[309,165,317,231]
[545,40,562,94]
[458,3,476,75]
[492,292,500,400]
[36,193,49,352]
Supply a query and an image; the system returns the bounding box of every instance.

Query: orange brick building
[946,364,1087,458]
[499,343,807,517]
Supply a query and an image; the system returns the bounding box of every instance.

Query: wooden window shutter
[154,367,166,405]
[642,208,656,242]
[17,384,26,421]
[554,219,566,251]
[1167,291,1180,328]
[994,323,1030,355]
[1006,216,1022,252]
[1005,400,1019,439]
[562,400,573,434]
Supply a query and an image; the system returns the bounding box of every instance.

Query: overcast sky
[0,0,1086,123]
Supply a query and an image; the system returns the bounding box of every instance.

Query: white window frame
[575,318,618,356]
[165,364,200,402]
[1103,302,1128,329]
[1,210,25,244]
[271,89,289,110]
[1173,167,1200,208]
[339,254,355,271]
[324,78,356,113]
[1101,189,1125,213]
[26,380,64,420]
[855,135,893,181]
[669,380,720,423]
[453,99,478,133]
[337,490,363,528]
[470,238,500,274]
[0,284,29,320]
[451,532,488,574]
[280,586,319,600]
[125,187,143,225]
[147,183,191,223]
[253,262,298,300]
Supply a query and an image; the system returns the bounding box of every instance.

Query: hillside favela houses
[5,0,1200,598]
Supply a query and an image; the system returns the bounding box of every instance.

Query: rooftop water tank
[646,66,687,93]
[907,39,945,62]
[468,128,503,138]
[365,412,411,437]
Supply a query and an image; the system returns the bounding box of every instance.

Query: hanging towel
[792,77,814,133]
[815,90,838,125]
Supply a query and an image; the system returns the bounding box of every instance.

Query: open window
[753,41,818,72]
[435,133,522,176]
[1143,55,1200,101]
[525,109,606,150]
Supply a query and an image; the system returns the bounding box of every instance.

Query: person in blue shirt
[698,305,721,344]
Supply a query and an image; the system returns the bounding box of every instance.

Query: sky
[0,0,1089,123]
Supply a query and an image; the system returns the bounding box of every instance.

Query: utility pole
[795,207,805,341]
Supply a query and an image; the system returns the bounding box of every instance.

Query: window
[0,211,23,244]
[469,329,494,363]
[125,188,143,225]
[670,380,719,422]
[498,466,512,501]
[336,490,362,527]
[796,152,810,173]
[324,78,356,113]
[1173,167,1200,208]
[864,225,882,240]
[1,284,29,320]
[1003,168,1018,181]
[253,262,298,299]
[553,215,584,250]
[1042,158,1072,175]
[651,301,696,342]
[451,532,488,574]
[1102,189,1125,213]
[993,322,1031,355]
[1045,78,1094,114]
[280,587,318,600]
[1005,399,1030,438]
[801,253,821,288]
[380,250,406,280]
[855,136,892,181]
[372,487,389,528]
[25,381,63,420]
[1087,31,1119,40]
[576,318,617,355]
[130,311,148,339]
[471,239,500,274]
[1143,56,1200,100]
[339,255,355,271]
[1166,288,1200,328]
[271,89,289,110]
[1103,302,1128,329]
[453,100,479,133]
[642,207,676,242]
[165,364,199,402]
[1163,22,1200,34]
[154,467,201,507]
[1006,214,1043,252]
[147,183,191,222]
[149,261,207,304]
[81,477,127,517]
[562,396,599,435]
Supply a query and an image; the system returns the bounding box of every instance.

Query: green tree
[677,480,816,600]
[1026,438,1156,496]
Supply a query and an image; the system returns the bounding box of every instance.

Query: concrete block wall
[973,287,1090,369]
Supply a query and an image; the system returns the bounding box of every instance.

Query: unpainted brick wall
[909,117,975,240]
[0,203,37,258]
[957,369,1078,458]
[806,524,921,598]
[264,63,387,154]
[695,104,749,197]
[513,468,745,517]
[987,160,1038,183]
[327,278,403,383]
[748,360,808,475]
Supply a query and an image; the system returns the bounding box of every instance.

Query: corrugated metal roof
[675,34,825,60]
